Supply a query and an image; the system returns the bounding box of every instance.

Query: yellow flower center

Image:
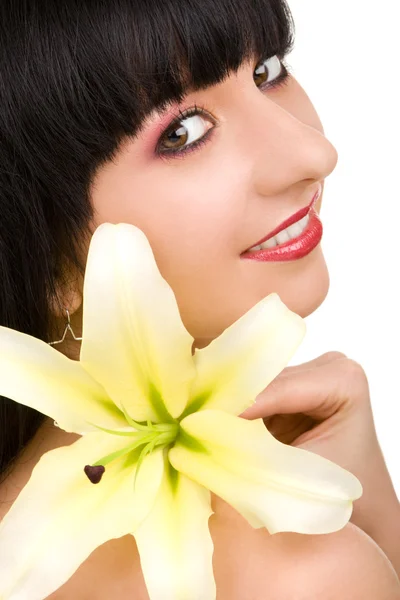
[84,405,179,486]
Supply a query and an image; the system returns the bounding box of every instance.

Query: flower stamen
[83,421,179,484]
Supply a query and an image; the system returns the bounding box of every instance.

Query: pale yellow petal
[169,410,362,535]
[134,460,215,600]
[0,327,125,434]
[0,432,164,600]
[80,224,196,422]
[182,294,305,418]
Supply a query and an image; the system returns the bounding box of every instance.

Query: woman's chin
[187,249,330,349]
[282,251,330,318]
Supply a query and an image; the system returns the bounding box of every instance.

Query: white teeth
[286,222,304,238]
[247,212,310,253]
[298,214,310,229]
[275,229,291,245]
[263,238,277,249]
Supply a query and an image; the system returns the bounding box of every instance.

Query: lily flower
[0,223,362,600]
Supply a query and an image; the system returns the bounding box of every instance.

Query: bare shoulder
[211,495,400,599]
[265,522,400,600]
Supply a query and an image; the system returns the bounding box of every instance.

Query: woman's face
[89,55,338,348]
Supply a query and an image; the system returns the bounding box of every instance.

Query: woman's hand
[240,351,400,577]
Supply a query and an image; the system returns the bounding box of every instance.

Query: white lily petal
[80,224,196,422]
[183,294,305,417]
[134,460,215,600]
[169,410,363,535]
[0,327,125,434]
[0,432,164,600]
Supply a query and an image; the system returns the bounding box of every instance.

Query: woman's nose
[248,97,339,197]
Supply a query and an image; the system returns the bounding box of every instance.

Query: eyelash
[156,56,291,161]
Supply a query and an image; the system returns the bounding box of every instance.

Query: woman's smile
[241,182,323,261]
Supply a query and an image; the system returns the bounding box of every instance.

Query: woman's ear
[49,271,83,320]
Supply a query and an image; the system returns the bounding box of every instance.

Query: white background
[286,1,400,497]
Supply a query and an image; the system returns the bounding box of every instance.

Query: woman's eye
[253,54,286,89]
[158,114,214,155]
[156,54,289,160]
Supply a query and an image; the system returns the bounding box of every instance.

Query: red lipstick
[241,185,323,263]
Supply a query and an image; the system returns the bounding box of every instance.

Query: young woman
[0,0,399,598]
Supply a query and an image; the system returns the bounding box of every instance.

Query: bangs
[46,0,296,140]
[123,0,296,114]
[1,0,295,173]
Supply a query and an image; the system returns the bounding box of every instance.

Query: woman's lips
[241,209,323,262]
[241,185,323,263]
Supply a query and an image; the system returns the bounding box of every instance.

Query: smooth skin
[1,55,399,597]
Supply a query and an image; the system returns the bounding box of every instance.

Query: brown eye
[163,124,188,150]
[254,55,283,88]
[160,114,213,153]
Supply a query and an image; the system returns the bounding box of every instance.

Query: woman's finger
[240,357,370,421]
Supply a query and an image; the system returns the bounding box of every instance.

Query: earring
[48,308,83,346]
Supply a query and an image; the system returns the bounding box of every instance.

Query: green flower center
[84,404,179,486]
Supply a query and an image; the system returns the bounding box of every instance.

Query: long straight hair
[0,0,295,481]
